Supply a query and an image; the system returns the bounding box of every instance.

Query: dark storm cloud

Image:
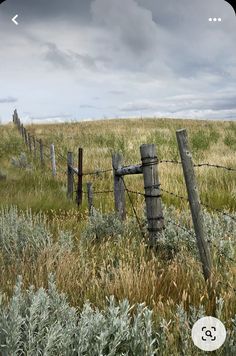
[0,97,17,103]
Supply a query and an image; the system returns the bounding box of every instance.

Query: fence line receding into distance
[12,109,236,282]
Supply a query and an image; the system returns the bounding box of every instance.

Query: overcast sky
[0,0,236,123]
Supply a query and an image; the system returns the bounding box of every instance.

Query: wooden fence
[11,109,236,282]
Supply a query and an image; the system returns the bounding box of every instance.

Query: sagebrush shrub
[0,207,74,261]
[11,152,32,170]
[0,276,235,355]
[81,209,125,243]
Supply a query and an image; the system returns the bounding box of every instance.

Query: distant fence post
[20,124,24,138]
[50,144,57,177]
[67,151,74,200]
[176,129,211,281]
[23,128,28,147]
[32,136,37,159]
[140,144,164,247]
[87,182,94,215]
[13,109,17,124]
[28,133,32,153]
[77,148,83,206]
[39,139,44,167]
[112,153,126,220]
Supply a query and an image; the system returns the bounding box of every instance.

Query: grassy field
[0,117,235,354]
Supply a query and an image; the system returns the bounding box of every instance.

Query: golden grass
[0,117,235,328]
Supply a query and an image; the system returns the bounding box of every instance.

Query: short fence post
[50,144,57,177]
[176,129,211,281]
[28,133,32,153]
[39,139,44,167]
[67,151,74,200]
[112,153,126,220]
[32,136,37,159]
[140,144,164,247]
[77,148,83,206]
[87,182,94,215]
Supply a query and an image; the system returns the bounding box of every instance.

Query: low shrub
[0,276,235,355]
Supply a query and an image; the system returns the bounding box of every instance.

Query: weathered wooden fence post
[176,129,211,281]
[77,148,83,206]
[67,151,74,200]
[50,144,57,177]
[112,153,126,220]
[140,144,164,247]
[87,182,94,215]
[28,133,32,154]
[39,139,44,167]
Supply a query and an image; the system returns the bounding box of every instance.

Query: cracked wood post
[176,129,211,281]
[87,182,94,216]
[140,144,164,247]
[67,151,74,200]
[77,148,83,206]
[39,139,44,167]
[50,144,57,177]
[112,153,126,220]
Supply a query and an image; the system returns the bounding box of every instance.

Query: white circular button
[191,316,226,352]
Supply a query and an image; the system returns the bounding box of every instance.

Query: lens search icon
[192,317,226,352]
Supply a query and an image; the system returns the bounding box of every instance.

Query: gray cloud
[0,0,236,122]
[43,42,98,71]
[0,97,17,103]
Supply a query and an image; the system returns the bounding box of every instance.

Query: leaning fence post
[176,129,211,281]
[50,144,57,177]
[67,151,74,200]
[140,144,164,247]
[112,153,126,220]
[77,148,83,206]
[87,182,94,215]
[39,139,44,167]
[28,133,32,154]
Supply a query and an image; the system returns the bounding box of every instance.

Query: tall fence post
[50,144,57,177]
[140,144,164,247]
[112,153,126,220]
[87,182,94,216]
[176,129,211,281]
[67,151,74,200]
[77,148,83,206]
[28,133,32,154]
[39,139,44,167]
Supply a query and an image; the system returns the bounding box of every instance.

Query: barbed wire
[121,177,146,239]
[193,162,236,172]
[83,168,113,176]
